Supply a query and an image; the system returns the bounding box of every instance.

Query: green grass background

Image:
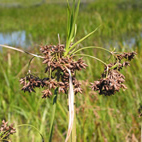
[0,0,142,141]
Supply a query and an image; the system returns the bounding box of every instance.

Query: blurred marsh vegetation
[0,0,142,141]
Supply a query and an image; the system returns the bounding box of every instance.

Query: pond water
[0,31,32,48]
[0,30,141,50]
[105,32,142,49]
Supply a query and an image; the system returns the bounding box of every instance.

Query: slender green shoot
[71,46,112,55]
[74,54,107,66]
[65,26,101,56]
[49,88,58,142]
[66,0,80,52]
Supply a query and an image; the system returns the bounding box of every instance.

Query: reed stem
[72,96,76,142]
[49,88,58,142]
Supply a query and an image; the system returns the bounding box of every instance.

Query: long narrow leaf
[71,24,77,43]
[65,25,101,56]
[66,0,80,51]
[49,88,58,142]
[70,0,80,43]
[66,1,70,40]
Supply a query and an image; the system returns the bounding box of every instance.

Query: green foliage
[65,0,80,53]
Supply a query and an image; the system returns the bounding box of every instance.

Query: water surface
[0,30,141,50]
[0,31,32,48]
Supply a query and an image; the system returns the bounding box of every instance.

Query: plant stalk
[71,96,76,142]
[0,44,44,58]
[68,96,76,142]
[49,88,58,142]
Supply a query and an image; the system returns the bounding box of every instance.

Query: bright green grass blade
[49,88,58,142]
[66,0,70,38]
[65,25,101,56]
[1,66,10,87]
[71,24,77,43]
[57,101,68,119]
[40,103,48,134]
[66,0,72,50]
[66,0,80,51]
[71,0,80,42]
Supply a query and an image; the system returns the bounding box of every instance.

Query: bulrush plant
[0,0,137,142]
[0,120,16,142]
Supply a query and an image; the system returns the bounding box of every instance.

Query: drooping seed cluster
[20,75,44,93]
[115,51,137,61]
[90,69,127,96]
[105,62,130,71]
[0,120,16,141]
[20,44,87,98]
[90,51,137,96]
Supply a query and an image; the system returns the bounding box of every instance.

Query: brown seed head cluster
[90,51,136,96]
[19,75,44,93]
[19,43,136,97]
[20,44,87,98]
[0,120,16,141]
[90,69,127,96]
[116,51,137,61]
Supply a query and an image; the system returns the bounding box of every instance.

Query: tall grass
[0,0,141,44]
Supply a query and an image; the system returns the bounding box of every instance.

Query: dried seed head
[0,120,16,141]
[116,51,137,61]
[91,69,127,96]
[19,75,43,93]
[20,43,88,98]
[42,89,52,98]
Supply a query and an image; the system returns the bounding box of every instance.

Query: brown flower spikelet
[20,44,87,98]
[20,44,136,97]
[90,51,136,96]
[116,51,137,61]
[90,69,127,96]
[0,120,16,141]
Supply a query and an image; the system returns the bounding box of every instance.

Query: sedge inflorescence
[19,41,137,97]
[20,44,87,98]
[90,51,137,96]
[0,120,16,141]
[20,43,137,97]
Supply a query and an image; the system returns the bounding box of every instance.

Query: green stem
[65,26,101,56]
[71,46,112,55]
[74,54,107,66]
[110,63,119,70]
[49,88,58,142]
